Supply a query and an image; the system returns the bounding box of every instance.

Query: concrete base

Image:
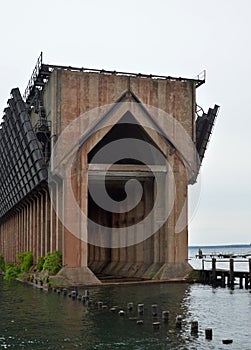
[89,261,193,281]
[56,267,102,286]
[155,262,193,280]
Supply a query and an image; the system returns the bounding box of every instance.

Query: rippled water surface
[1,276,251,350]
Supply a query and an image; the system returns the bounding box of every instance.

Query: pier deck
[198,258,251,289]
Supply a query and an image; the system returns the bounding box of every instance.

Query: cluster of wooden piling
[202,258,251,288]
[50,286,233,343]
[52,287,173,330]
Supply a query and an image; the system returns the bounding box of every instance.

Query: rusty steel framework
[0,89,48,219]
[196,104,220,163]
[23,53,206,105]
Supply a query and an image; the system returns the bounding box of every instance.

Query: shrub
[4,263,21,281]
[17,251,33,272]
[36,256,45,272]
[148,272,155,280]
[0,255,5,272]
[43,251,62,275]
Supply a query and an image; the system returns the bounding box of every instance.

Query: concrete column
[45,190,50,254]
[29,200,33,253]
[40,192,45,257]
[50,182,57,252]
[57,182,63,253]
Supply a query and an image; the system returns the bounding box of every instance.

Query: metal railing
[23,52,43,102]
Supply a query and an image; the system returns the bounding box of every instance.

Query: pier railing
[200,258,251,289]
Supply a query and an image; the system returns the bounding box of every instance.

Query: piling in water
[245,274,249,289]
[71,290,77,299]
[229,259,234,288]
[212,258,216,286]
[249,258,251,288]
[221,272,226,288]
[205,328,213,340]
[81,295,88,303]
[151,304,158,317]
[175,315,182,329]
[191,321,198,334]
[162,311,169,323]
[86,299,94,307]
[152,322,160,330]
[97,301,103,309]
[118,310,125,317]
[137,304,144,315]
[127,302,133,311]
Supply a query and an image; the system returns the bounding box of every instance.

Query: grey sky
[0,0,250,245]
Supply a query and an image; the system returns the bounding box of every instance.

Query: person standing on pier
[198,249,203,259]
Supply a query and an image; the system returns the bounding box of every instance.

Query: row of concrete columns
[0,187,62,264]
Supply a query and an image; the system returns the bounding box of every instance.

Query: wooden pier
[200,258,251,289]
[196,252,251,259]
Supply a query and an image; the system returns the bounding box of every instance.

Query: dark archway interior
[87,112,164,274]
[88,112,165,165]
[87,177,154,269]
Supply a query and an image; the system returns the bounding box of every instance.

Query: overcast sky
[0,0,250,246]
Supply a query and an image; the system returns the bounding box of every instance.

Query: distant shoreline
[189,244,251,249]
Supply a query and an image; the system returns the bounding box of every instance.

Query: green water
[0,276,250,349]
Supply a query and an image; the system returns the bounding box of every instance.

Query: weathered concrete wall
[49,70,195,278]
[0,68,196,281]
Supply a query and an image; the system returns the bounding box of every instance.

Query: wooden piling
[202,261,206,284]
[244,273,249,289]
[71,291,77,299]
[249,258,251,289]
[118,310,125,317]
[239,276,243,289]
[98,301,103,309]
[191,321,198,334]
[152,322,160,330]
[221,272,226,288]
[212,258,216,285]
[127,302,133,311]
[205,328,213,340]
[137,304,144,315]
[162,311,169,323]
[151,304,158,317]
[175,315,182,329]
[229,258,234,288]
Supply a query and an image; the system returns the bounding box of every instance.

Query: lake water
[0,246,251,350]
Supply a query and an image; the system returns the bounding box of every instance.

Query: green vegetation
[17,251,33,272]
[43,251,62,275]
[148,272,155,280]
[1,251,62,282]
[0,254,5,272]
[4,263,21,280]
[36,256,45,272]
[2,251,33,281]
